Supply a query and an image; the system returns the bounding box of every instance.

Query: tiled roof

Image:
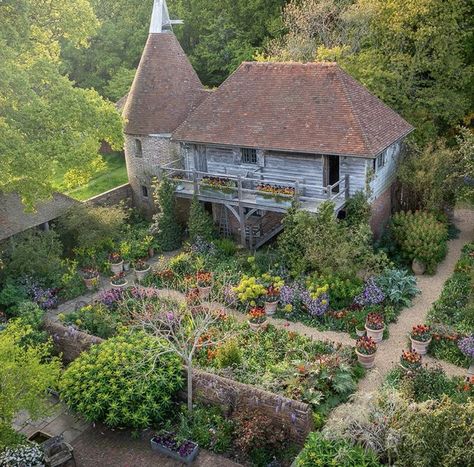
[123,33,206,135]
[0,192,80,241]
[173,62,414,157]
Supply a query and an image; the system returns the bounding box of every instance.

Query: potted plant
[410,324,432,355]
[142,235,155,258]
[150,432,199,465]
[119,241,132,271]
[400,349,422,371]
[355,335,377,369]
[365,312,385,343]
[247,307,268,332]
[355,323,366,337]
[134,259,151,282]
[82,267,100,290]
[458,335,474,377]
[110,272,128,290]
[196,271,212,299]
[412,258,426,275]
[109,252,123,274]
[264,285,279,316]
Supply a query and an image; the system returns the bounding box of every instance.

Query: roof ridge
[336,66,373,155]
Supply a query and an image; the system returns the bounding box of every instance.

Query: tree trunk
[187,361,193,413]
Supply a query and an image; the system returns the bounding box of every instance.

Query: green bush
[214,238,237,257]
[310,274,364,310]
[344,191,371,228]
[60,331,183,430]
[375,269,419,308]
[390,211,448,273]
[188,195,215,242]
[215,339,242,368]
[296,432,381,467]
[0,281,28,317]
[172,404,234,454]
[13,302,48,347]
[168,252,196,277]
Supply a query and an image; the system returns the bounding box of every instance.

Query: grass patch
[52,152,128,201]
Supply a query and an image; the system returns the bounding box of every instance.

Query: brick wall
[86,183,133,207]
[45,320,313,444]
[370,183,393,238]
[124,134,180,216]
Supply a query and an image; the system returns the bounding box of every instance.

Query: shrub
[215,339,242,368]
[13,301,47,346]
[60,331,183,430]
[2,230,65,287]
[390,211,448,273]
[173,405,234,454]
[0,281,28,317]
[0,443,44,466]
[296,432,381,467]
[188,195,215,242]
[150,176,183,251]
[168,252,196,277]
[375,269,419,308]
[309,274,363,310]
[344,191,371,228]
[214,238,237,257]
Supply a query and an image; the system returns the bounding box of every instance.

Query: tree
[130,283,234,412]
[0,322,61,449]
[188,195,215,242]
[0,0,123,209]
[150,176,183,251]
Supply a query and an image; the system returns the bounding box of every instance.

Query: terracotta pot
[356,328,366,337]
[248,320,268,332]
[365,325,385,343]
[356,350,376,369]
[412,259,426,275]
[110,260,124,275]
[198,285,212,300]
[264,300,278,316]
[135,266,151,282]
[83,275,99,290]
[148,247,155,258]
[111,280,128,290]
[410,336,431,355]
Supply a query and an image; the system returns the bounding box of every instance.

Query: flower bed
[256,183,295,206]
[200,176,236,198]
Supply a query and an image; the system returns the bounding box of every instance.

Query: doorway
[324,155,340,191]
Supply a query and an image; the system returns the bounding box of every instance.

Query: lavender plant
[354,277,385,307]
[458,335,474,359]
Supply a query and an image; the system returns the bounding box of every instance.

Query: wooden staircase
[246,211,284,250]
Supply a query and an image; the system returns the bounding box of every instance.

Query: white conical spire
[149,0,183,33]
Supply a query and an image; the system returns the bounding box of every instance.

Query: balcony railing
[160,159,350,212]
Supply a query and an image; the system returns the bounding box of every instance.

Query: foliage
[0,0,123,208]
[172,404,234,454]
[308,275,363,310]
[375,269,419,308]
[2,230,65,287]
[12,302,48,347]
[0,322,61,451]
[390,211,448,273]
[151,176,183,251]
[458,335,474,359]
[168,253,196,277]
[354,277,385,307]
[0,281,28,317]
[296,432,381,467]
[345,191,372,228]
[60,331,183,430]
[215,339,242,368]
[58,259,87,300]
[0,443,45,467]
[214,238,237,257]
[188,196,215,242]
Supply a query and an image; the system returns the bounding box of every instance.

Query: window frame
[141,185,149,198]
[134,138,143,158]
[241,147,258,164]
[376,152,386,170]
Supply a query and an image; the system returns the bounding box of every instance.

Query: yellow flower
[284,304,293,313]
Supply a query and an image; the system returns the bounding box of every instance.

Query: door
[323,155,340,192]
[194,145,208,173]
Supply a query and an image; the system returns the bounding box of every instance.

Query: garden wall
[45,320,313,444]
[85,183,133,207]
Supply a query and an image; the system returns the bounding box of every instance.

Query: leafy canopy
[0,0,123,209]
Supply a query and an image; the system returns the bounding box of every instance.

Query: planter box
[200,187,236,200]
[255,194,291,208]
[150,436,199,465]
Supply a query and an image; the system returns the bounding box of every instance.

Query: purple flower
[26,281,58,309]
[354,277,385,306]
[97,288,124,307]
[458,335,474,359]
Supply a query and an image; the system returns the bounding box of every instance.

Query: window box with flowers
[134,259,151,282]
[200,176,236,199]
[255,184,295,208]
[110,272,128,290]
[355,335,377,369]
[365,312,385,343]
[247,307,268,332]
[410,324,432,355]
[196,271,213,299]
[400,349,422,371]
[109,252,123,274]
[82,267,100,290]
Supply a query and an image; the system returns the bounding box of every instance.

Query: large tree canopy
[0,0,123,209]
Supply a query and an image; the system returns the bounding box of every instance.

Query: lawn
[52,152,128,201]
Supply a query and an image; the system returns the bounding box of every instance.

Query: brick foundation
[370,184,393,238]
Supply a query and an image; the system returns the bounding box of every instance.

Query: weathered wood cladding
[340,156,367,195]
[370,141,401,200]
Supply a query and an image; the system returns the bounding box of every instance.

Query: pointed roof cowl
[123,2,205,135]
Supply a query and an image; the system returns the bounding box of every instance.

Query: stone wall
[86,183,133,207]
[124,134,180,216]
[45,320,313,444]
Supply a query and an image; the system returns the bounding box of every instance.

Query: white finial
[150,0,183,34]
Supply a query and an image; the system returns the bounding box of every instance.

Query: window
[134,138,143,158]
[141,185,149,198]
[376,152,386,170]
[241,148,257,164]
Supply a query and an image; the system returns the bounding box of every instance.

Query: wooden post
[237,176,246,247]
[326,183,332,199]
[193,170,198,194]
[294,180,299,203]
[345,174,350,199]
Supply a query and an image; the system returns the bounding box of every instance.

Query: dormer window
[134,138,143,158]
[241,148,257,164]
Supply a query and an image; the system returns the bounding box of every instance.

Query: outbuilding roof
[173,62,414,157]
[123,33,206,135]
